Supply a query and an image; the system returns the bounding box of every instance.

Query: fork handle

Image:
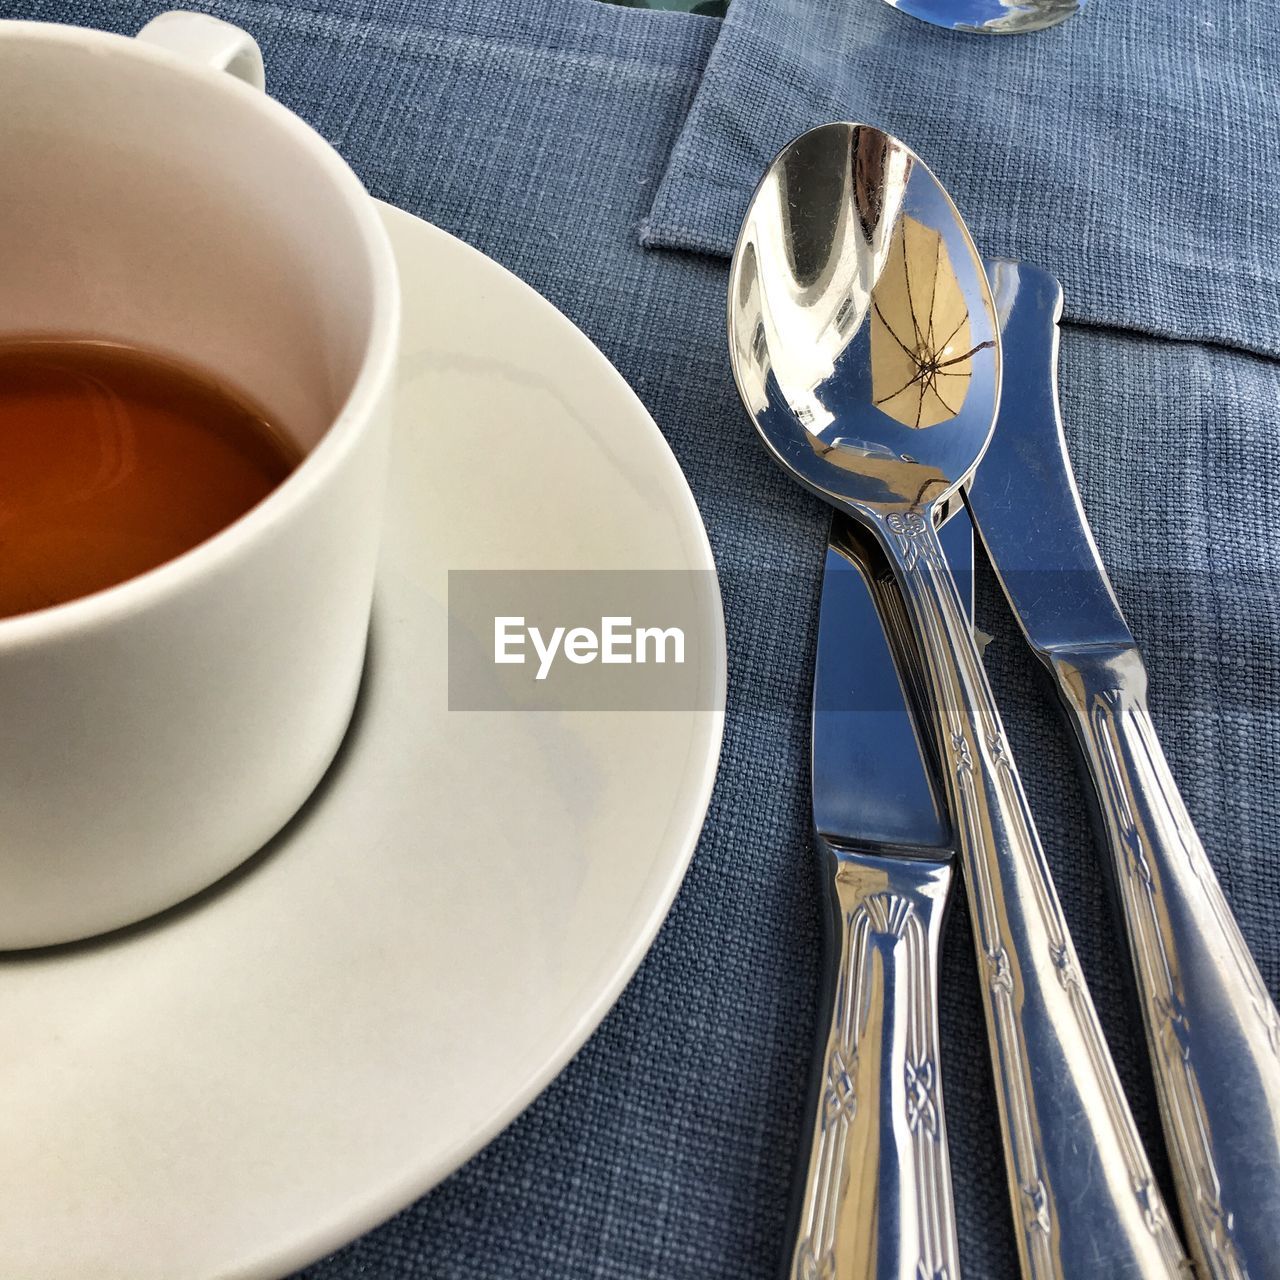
[787,847,958,1280]
[881,509,1188,1280]
[1053,643,1280,1280]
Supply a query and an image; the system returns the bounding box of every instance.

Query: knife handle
[880,509,1189,1280]
[1053,643,1280,1280]
[788,846,958,1280]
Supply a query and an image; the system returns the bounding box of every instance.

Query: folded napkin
[642,0,1280,358]
[4,1,1277,1278]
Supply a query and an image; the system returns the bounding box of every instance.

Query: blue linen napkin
[642,0,1280,358]
[2,1,1277,1278]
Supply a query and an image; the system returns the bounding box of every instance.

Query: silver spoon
[728,122,1187,1280]
[883,0,1084,34]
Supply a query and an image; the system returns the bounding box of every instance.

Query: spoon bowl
[882,0,1084,35]
[729,121,1000,521]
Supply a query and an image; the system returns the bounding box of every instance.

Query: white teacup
[0,12,400,948]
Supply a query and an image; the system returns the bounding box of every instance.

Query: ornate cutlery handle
[1053,644,1280,1280]
[880,510,1188,1280]
[789,848,958,1280]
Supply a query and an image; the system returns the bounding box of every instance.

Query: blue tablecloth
[5,0,1278,1275]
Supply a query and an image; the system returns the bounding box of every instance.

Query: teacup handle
[135,10,265,91]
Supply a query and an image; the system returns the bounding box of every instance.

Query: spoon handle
[1052,643,1280,1280]
[879,509,1188,1280]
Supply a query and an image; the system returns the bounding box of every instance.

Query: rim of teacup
[0,19,400,650]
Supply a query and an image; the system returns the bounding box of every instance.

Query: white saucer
[0,202,726,1280]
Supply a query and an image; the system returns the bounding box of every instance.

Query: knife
[969,258,1280,1280]
[786,508,973,1280]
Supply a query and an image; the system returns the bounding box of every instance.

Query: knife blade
[785,509,972,1280]
[968,258,1280,1280]
[971,261,1132,655]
